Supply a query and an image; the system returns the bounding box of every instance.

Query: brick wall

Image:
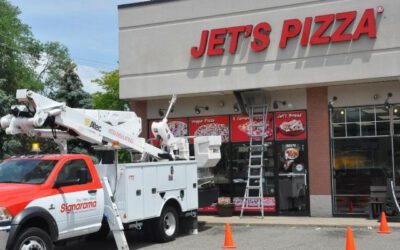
[130,100,148,138]
[307,87,331,195]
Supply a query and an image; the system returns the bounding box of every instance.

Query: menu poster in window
[148,118,188,147]
[189,116,229,143]
[275,111,307,140]
[230,114,274,142]
[232,197,276,212]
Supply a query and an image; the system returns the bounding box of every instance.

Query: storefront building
[118,0,400,217]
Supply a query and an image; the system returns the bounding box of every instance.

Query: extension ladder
[240,104,269,218]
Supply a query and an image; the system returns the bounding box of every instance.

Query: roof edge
[118,0,181,9]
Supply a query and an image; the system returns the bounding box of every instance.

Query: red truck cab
[0,154,104,250]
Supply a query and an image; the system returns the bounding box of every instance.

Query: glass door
[277,142,309,215]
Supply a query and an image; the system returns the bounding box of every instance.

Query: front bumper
[0,224,11,250]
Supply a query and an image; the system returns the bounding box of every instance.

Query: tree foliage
[51,64,92,109]
[38,42,74,95]
[92,70,128,110]
[0,0,93,159]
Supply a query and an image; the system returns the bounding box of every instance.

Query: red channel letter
[300,17,313,47]
[331,11,357,43]
[353,8,377,40]
[279,19,302,48]
[251,22,271,52]
[310,14,335,45]
[207,28,228,56]
[227,26,246,54]
[191,30,209,58]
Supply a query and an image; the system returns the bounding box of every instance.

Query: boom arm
[0,89,166,159]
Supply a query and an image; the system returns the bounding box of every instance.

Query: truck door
[53,159,104,239]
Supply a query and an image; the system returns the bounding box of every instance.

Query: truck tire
[13,227,53,250]
[153,206,179,242]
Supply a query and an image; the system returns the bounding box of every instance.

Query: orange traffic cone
[223,223,236,249]
[378,212,391,234]
[345,226,356,250]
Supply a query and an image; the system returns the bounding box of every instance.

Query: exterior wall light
[273,100,287,109]
[233,104,240,112]
[195,105,209,114]
[328,96,338,110]
[384,92,392,109]
[159,108,173,117]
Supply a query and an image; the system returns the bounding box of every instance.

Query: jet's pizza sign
[191,8,379,58]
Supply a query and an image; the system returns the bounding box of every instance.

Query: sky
[9,0,147,93]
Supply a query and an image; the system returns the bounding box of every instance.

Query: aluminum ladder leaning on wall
[240,104,269,218]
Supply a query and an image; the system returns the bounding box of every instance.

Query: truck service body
[0,90,221,250]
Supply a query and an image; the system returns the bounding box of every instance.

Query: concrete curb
[198,215,400,229]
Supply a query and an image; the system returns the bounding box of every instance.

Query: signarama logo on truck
[60,201,97,213]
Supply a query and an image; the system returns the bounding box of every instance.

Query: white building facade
[118,0,400,217]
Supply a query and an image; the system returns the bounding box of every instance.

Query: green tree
[37,42,74,95]
[92,70,128,110]
[0,0,93,158]
[51,64,92,109]
[0,0,43,159]
[0,0,42,93]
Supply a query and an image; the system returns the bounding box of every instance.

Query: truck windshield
[0,159,58,184]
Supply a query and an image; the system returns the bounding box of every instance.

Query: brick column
[130,100,148,138]
[307,87,332,217]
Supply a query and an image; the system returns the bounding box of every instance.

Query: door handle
[304,170,307,187]
[88,189,97,194]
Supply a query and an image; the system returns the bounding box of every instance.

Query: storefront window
[331,105,398,215]
[331,106,391,138]
[230,142,275,197]
[333,137,391,214]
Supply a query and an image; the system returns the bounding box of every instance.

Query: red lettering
[207,28,227,56]
[279,19,302,48]
[331,11,356,42]
[300,17,313,46]
[227,26,246,54]
[245,25,253,38]
[251,22,271,52]
[353,8,377,40]
[191,30,209,58]
[310,14,334,45]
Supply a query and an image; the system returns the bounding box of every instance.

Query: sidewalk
[198,215,400,228]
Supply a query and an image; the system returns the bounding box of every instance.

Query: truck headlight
[0,207,12,222]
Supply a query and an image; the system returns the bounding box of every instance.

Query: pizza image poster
[148,118,189,146]
[275,111,307,140]
[189,116,230,143]
[233,197,276,212]
[230,114,274,142]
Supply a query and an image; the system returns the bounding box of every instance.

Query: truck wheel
[153,206,179,242]
[13,227,53,250]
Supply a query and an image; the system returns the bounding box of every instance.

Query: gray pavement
[55,216,400,249]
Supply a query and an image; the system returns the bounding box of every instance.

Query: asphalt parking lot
[56,223,400,250]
